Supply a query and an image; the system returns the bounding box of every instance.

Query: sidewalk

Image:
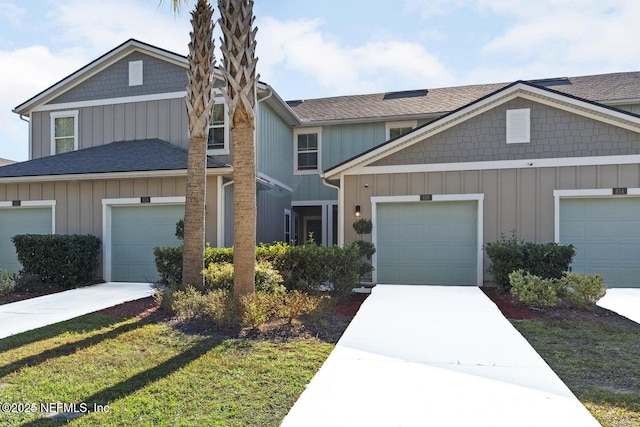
[598,288,640,324]
[281,285,600,427]
[0,282,154,340]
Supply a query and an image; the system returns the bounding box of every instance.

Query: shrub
[156,242,361,296]
[154,245,183,287]
[0,270,15,296]
[12,234,101,289]
[509,270,560,308]
[170,286,234,327]
[202,261,285,293]
[486,234,575,292]
[277,290,330,322]
[239,292,282,328]
[561,272,606,310]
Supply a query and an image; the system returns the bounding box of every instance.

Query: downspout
[19,114,31,160]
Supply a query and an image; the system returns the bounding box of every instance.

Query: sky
[1,0,640,162]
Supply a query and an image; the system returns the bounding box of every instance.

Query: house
[1,39,640,288]
[0,158,15,166]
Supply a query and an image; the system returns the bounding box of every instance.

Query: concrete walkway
[598,288,640,324]
[281,285,600,427]
[0,282,154,340]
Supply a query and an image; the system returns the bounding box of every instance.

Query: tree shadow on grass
[0,315,151,379]
[19,336,223,427]
[0,312,137,352]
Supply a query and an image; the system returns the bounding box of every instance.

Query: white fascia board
[323,83,640,180]
[257,172,293,192]
[34,92,187,112]
[348,154,640,176]
[0,200,56,208]
[299,113,440,128]
[0,167,233,184]
[291,200,338,207]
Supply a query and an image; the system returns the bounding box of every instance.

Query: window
[385,120,417,140]
[129,60,143,86]
[208,103,229,154]
[294,127,321,174]
[50,111,78,155]
[506,108,530,144]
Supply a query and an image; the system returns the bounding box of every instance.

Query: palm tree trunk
[219,0,258,299]
[182,0,216,290]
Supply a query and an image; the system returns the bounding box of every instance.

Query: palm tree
[166,0,216,290]
[219,0,258,299]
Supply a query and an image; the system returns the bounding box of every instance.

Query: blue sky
[1,0,640,162]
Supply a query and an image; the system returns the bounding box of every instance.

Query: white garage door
[376,201,478,285]
[111,204,185,282]
[559,197,640,287]
[0,207,52,273]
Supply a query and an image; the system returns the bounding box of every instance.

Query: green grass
[513,318,640,427]
[0,312,334,426]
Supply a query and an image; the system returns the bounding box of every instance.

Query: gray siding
[48,52,187,105]
[344,163,640,284]
[374,98,640,167]
[0,175,219,278]
[257,102,294,186]
[257,188,292,244]
[32,98,188,158]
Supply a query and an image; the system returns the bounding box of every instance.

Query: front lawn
[512,316,640,427]
[0,298,357,426]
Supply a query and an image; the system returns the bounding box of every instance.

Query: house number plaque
[420,194,433,201]
[612,188,627,195]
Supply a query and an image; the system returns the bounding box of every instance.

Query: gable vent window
[129,60,143,86]
[506,108,530,144]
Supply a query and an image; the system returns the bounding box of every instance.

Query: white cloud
[0,2,26,29]
[257,16,453,97]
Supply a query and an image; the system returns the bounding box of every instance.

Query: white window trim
[553,188,640,243]
[129,60,143,86]
[50,110,79,155]
[370,193,484,286]
[101,196,186,282]
[506,108,530,144]
[385,120,417,140]
[294,127,322,175]
[207,100,230,156]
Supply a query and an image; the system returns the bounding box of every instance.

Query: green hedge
[12,234,101,289]
[154,242,361,297]
[486,234,575,292]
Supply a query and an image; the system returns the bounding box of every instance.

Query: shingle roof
[288,71,640,123]
[0,139,228,178]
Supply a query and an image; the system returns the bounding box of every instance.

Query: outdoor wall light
[355,205,361,217]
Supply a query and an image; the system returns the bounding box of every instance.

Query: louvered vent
[506,108,530,144]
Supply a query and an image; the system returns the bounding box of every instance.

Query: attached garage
[105,199,185,282]
[0,203,54,273]
[373,196,483,286]
[558,194,640,288]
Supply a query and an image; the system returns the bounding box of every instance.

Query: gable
[371,97,640,167]
[46,52,188,106]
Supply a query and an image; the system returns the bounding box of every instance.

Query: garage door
[111,204,185,282]
[376,201,477,285]
[559,197,640,287]
[0,207,52,273]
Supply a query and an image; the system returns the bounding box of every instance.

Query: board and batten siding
[344,163,640,284]
[0,176,219,278]
[30,98,188,159]
[257,102,294,187]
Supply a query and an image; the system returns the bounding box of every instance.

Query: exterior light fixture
[355,205,361,217]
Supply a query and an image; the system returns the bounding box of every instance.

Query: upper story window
[386,120,417,140]
[294,127,322,174]
[208,103,229,155]
[50,110,79,155]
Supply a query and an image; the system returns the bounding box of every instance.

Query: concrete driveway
[281,285,600,427]
[598,288,640,324]
[0,282,154,340]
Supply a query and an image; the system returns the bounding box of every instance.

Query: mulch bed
[482,287,626,324]
[0,284,68,304]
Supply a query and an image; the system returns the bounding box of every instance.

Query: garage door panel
[111,204,184,282]
[560,197,640,287]
[376,201,477,286]
[0,208,52,273]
